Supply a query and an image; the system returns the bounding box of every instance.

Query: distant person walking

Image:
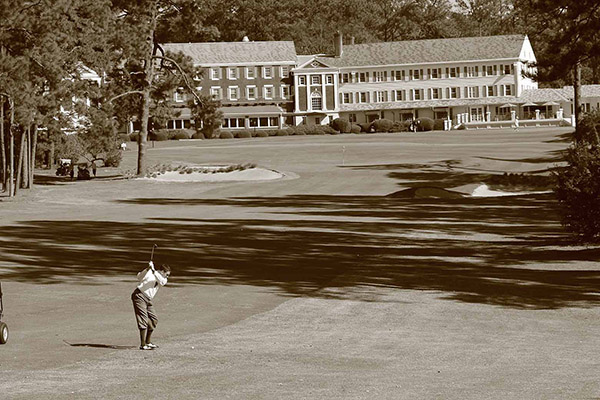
[513,116,520,131]
[91,162,97,178]
[131,261,171,350]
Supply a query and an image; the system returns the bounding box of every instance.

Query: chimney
[334,31,343,58]
[350,36,355,45]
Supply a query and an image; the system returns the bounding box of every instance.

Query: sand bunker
[471,184,551,197]
[140,166,283,182]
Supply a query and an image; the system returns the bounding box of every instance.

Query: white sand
[471,183,551,197]
[140,167,283,182]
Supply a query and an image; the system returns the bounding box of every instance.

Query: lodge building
[161,33,592,132]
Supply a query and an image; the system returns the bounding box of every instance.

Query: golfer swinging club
[131,245,171,350]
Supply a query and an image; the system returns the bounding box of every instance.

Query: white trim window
[281,85,290,99]
[326,75,334,85]
[311,91,322,110]
[503,64,512,75]
[412,89,423,100]
[358,72,368,83]
[298,75,306,85]
[228,86,239,101]
[465,66,479,77]
[394,89,404,101]
[246,67,256,79]
[487,85,495,97]
[281,65,289,78]
[503,84,513,96]
[174,87,185,102]
[222,117,245,129]
[358,92,368,103]
[263,85,274,100]
[374,71,386,82]
[210,86,222,100]
[485,65,495,76]
[246,85,257,100]
[262,66,273,79]
[465,86,479,98]
[342,93,353,104]
[446,67,458,78]
[375,91,386,102]
[430,88,440,99]
[210,68,221,80]
[429,68,440,79]
[311,75,321,85]
[394,70,405,81]
[342,73,350,83]
[228,67,238,80]
[448,87,459,99]
[410,69,423,80]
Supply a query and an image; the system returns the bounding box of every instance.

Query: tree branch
[151,55,203,105]
[108,90,144,103]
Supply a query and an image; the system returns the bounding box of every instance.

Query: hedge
[254,131,269,137]
[172,131,191,140]
[392,121,411,132]
[433,119,445,131]
[191,132,205,139]
[149,131,169,141]
[372,119,394,132]
[331,118,351,133]
[350,124,361,133]
[234,130,253,138]
[416,117,434,132]
[358,122,374,133]
[219,131,234,139]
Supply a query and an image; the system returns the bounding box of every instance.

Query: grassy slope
[1,128,599,399]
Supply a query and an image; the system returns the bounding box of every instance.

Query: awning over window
[220,105,284,117]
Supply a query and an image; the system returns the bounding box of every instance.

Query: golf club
[150,244,158,262]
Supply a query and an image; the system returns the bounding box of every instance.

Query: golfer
[131,261,171,350]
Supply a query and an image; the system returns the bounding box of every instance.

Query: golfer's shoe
[140,345,154,350]
[146,343,159,349]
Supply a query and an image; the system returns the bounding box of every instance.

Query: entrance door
[470,107,484,122]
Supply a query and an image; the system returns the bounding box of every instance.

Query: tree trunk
[573,61,582,136]
[49,140,54,169]
[8,102,14,197]
[136,2,159,176]
[0,98,5,192]
[15,129,25,195]
[30,124,37,187]
[22,126,29,189]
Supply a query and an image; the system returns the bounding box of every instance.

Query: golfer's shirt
[136,268,168,300]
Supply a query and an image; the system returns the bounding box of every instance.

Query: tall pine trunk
[30,124,37,187]
[136,3,159,176]
[15,129,25,195]
[573,61,582,135]
[8,101,14,197]
[0,98,5,192]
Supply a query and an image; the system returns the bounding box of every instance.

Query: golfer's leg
[146,303,158,344]
[132,292,149,346]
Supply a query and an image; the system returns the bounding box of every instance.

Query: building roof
[340,96,521,112]
[518,88,570,104]
[162,41,297,66]
[317,35,527,68]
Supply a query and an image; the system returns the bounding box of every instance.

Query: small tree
[554,142,600,242]
[191,95,223,139]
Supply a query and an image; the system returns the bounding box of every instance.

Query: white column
[293,73,300,113]
[333,72,339,110]
[514,62,521,97]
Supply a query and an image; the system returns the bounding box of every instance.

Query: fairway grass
[1,127,599,399]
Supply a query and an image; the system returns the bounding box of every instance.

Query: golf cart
[0,282,7,344]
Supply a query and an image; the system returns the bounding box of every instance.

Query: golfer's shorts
[131,289,158,330]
